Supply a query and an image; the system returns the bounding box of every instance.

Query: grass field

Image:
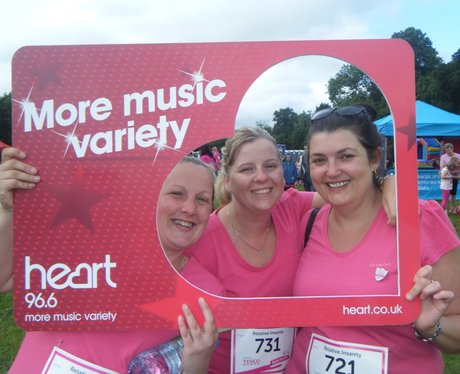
[1,210,460,373]
[0,293,24,372]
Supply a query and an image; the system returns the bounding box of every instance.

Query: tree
[256,120,274,136]
[314,103,331,113]
[452,48,460,63]
[326,65,389,118]
[272,108,298,146]
[0,93,12,145]
[326,27,451,118]
[289,111,310,149]
[392,27,442,77]
[417,54,460,114]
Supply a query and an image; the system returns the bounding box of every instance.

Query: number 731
[255,337,281,353]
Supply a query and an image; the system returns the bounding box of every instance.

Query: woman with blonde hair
[188,126,396,373]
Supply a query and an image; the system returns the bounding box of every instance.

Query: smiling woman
[157,156,216,272]
[0,150,224,373]
[287,104,460,374]
[186,126,323,373]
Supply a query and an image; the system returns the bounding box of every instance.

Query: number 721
[325,354,355,374]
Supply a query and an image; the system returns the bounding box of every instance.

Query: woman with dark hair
[287,105,460,373]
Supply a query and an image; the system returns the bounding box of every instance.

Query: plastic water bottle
[128,337,184,373]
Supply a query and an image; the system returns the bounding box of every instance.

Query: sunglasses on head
[311,106,368,122]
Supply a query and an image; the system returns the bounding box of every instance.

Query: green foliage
[392,27,442,76]
[290,111,309,149]
[256,120,274,136]
[444,352,460,373]
[0,93,12,145]
[272,107,298,145]
[418,55,460,114]
[314,102,331,112]
[325,26,460,119]
[269,108,312,150]
[327,65,389,118]
[390,27,460,114]
[0,293,24,373]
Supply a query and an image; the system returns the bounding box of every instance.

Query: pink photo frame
[12,39,419,331]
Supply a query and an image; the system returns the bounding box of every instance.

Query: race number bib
[307,333,388,374]
[231,328,295,373]
[42,346,118,374]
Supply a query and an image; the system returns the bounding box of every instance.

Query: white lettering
[123,79,227,116]
[24,255,117,290]
[68,116,190,158]
[25,313,51,322]
[205,79,227,102]
[24,100,54,132]
[23,98,112,132]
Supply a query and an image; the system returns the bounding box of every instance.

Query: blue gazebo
[375,101,460,199]
[375,100,460,137]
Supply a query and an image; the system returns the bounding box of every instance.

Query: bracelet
[411,320,441,343]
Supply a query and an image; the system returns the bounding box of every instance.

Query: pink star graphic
[398,118,417,151]
[31,53,63,91]
[45,177,108,233]
[139,276,226,327]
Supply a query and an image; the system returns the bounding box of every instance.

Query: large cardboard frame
[12,39,419,331]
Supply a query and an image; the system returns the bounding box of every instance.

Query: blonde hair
[446,157,459,171]
[215,126,278,205]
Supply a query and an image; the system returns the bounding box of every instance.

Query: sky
[2,0,459,126]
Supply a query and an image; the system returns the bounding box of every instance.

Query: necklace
[227,209,271,257]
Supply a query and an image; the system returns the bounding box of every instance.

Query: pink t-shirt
[287,200,460,374]
[440,151,460,174]
[188,188,314,373]
[8,257,225,373]
[200,154,217,170]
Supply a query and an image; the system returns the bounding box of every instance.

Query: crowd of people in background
[197,143,317,193]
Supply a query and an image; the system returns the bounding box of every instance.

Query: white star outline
[13,84,81,158]
[52,121,81,158]
[178,58,210,87]
[152,57,211,165]
[12,85,35,124]
[152,138,178,165]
